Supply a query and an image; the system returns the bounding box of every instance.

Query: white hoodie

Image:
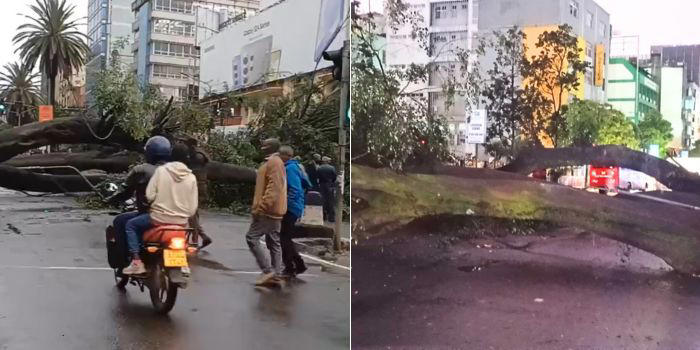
[146,162,198,225]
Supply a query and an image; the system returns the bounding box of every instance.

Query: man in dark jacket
[279,146,311,277]
[317,156,337,223]
[107,136,171,268]
[306,153,321,191]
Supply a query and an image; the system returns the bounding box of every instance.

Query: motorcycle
[103,182,196,314]
[106,221,196,314]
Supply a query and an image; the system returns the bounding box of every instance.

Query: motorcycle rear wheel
[149,263,178,314]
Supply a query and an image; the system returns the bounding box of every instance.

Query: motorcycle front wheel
[149,263,178,314]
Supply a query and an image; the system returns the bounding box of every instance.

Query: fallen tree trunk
[500,145,700,194]
[352,165,700,274]
[0,165,109,193]
[0,117,137,162]
[4,151,257,184]
[5,151,140,173]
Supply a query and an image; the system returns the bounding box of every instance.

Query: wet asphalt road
[353,228,700,349]
[0,192,349,350]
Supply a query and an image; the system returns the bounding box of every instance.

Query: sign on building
[38,105,53,123]
[199,0,346,98]
[595,44,605,87]
[467,109,487,144]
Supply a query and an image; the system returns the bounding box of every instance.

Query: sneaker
[254,272,275,286]
[199,235,212,250]
[295,259,307,275]
[122,259,146,275]
[280,268,296,278]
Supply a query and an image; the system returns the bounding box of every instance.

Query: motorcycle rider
[107,136,172,269]
[122,140,199,275]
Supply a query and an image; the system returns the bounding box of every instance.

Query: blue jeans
[113,211,139,237]
[125,213,152,255]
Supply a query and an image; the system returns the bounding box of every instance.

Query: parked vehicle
[589,166,619,195]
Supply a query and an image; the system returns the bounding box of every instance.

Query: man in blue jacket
[279,146,311,277]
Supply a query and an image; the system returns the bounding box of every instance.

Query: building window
[586,11,593,27]
[152,64,192,79]
[599,21,606,37]
[153,18,195,37]
[154,0,193,14]
[585,41,593,58]
[152,41,198,57]
[569,0,579,17]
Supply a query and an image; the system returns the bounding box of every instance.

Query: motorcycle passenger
[122,140,199,275]
[107,135,172,268]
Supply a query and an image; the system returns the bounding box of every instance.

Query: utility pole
[333,40,350,252]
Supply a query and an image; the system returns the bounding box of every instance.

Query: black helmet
[144,136,171,164]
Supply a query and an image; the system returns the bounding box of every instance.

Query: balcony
[217,116,245,126]
[151,33,195,45]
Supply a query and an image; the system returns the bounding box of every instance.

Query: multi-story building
[197,0,346,133]
[131,0,259,102]
[659,64,686,150]
[651,45,700,85]
[607,57,659,123]
[86,0,135,107]
[385,0,611,158]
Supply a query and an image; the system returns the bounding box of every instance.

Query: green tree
[523,25,590,147]
[352,2,451,169]
[479,27,529,160]
[14,0,89,107]
[561,100,639,149]
[243,77,340,162]
[637,110,673,154]
[93,50,165,141]
[598,111,639,149]
[0,61,42,126]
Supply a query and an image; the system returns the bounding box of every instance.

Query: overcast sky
[0,0,87,69]
[357,0,700,54]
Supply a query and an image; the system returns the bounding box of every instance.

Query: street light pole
[333,40,350,252]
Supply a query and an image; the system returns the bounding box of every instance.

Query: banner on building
[595,44,605,86]
[199,0,346,98]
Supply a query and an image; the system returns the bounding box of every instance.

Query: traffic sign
[38,105,53,123]
[467,109,487,144]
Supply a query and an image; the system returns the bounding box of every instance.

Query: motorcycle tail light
[169,237,186,250]
[146,246,158,253]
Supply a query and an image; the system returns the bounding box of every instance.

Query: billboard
[199,0,346,97]
[595,44,605,87]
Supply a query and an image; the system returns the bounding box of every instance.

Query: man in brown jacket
[246,138,287,286]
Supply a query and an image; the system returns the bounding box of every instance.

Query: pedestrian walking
[246,138,287,286]
[317,156,337,223]
[184,139,213,249]
[278,146,311,277]
[307,153,321,191]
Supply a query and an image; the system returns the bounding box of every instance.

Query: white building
[132,0,259,101]
[385,0,610,159]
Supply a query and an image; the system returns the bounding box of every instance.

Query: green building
[607,58,660,123]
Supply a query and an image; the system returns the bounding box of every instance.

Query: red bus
[589,166,619,194]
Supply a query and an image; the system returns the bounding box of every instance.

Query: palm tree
[13,0,88,107]
[0,61,42,126]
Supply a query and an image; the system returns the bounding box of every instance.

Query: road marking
[0,265,322,277]
[258,238,350,271]
[299,253,350,271]
[0,265,112,271]
[620,191,700,211]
